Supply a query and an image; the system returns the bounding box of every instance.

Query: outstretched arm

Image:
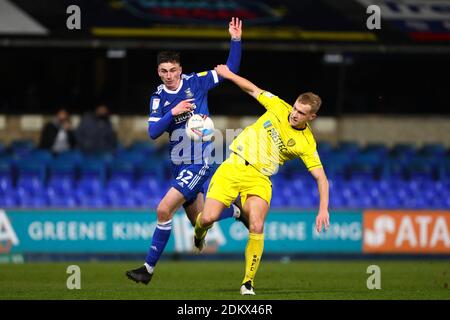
[215,64,263,99]
[224,17,242,74]
[310,167,330,233]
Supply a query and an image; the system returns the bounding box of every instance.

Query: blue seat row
[0,140,449,209]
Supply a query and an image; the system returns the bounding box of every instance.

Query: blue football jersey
[148,70,220,164]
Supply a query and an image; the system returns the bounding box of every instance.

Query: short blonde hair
[296,92,322,114]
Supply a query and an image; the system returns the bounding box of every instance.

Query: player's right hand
[229,17,242,40]
[171,98,195,116]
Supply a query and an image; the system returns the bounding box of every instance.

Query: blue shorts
[171,162,215,207]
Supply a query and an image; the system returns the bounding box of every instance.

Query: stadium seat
[405,160,436,182]
[391,143,417,159]
[363,143,389,157]
[135,191,160,209]
[329,193,347,209]
[135,175,161,194]
[108,179,133,195]
[419,143,447,158]
[77,194,108,208]
[379,195,402,209]
[48,160,77,195]
[79,159,106,180]
[0,160,13,193]
[317,141,334,157]
[0,143,6,157]
[106,189,138,208]
[380,160,408,180]
[76,179,103,198]
[16,160,46,195]
[0,192,18,208]
[129,140,157,156]
[401,196,430,209]
[77,159,105,198]
[336,141,360,156]
[84,153,114,168]
[437,158,450,182]
[136,159,165,181]
[0,137,448,210]
[296,195,317,208]
[110,159,135,179]
[57,150,84,164]
[30,149,53,164]
[270,195,285,209]
[348,163,377,181]
[19,194,49,208]
[10,139,35,156]
[48,195,78,208]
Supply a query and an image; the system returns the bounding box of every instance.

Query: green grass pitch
[0,260,448,299]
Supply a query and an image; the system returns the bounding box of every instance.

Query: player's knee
[156,205,172,222]
[200,213,215,227]
[249,220,264,233]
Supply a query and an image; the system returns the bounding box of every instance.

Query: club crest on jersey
[287,138,296,147]
[185,88,194,98]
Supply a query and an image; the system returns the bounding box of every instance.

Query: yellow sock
[194,212,212,239]
[242,232,264,286]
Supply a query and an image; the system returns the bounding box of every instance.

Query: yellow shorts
[207,152,272,207]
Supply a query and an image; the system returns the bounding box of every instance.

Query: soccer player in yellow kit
[194,64,330,295]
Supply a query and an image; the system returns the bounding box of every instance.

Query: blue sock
[218,204,240,221]
[145,220,172,269]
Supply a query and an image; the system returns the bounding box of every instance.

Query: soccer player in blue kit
[126,18,247,284]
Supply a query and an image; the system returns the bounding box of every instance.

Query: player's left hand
[229,17,242,40]
[214,64,232,78]
[315,210,330,233]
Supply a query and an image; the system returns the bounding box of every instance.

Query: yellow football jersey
[229,91,322,176]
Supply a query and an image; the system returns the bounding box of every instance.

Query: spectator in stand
[76,103,118,154]
[39,107,77,154]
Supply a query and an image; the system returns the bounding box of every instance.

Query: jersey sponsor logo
[152,98,160,111]
[174,110,194,124]
[287,138,296,147]
[164,101,171,107]
[263,91,275,98]
[197,71,208,77]
[267,127,288,153]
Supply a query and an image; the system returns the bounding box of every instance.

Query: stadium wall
[0,115,450,147]
[1,209,449,262]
